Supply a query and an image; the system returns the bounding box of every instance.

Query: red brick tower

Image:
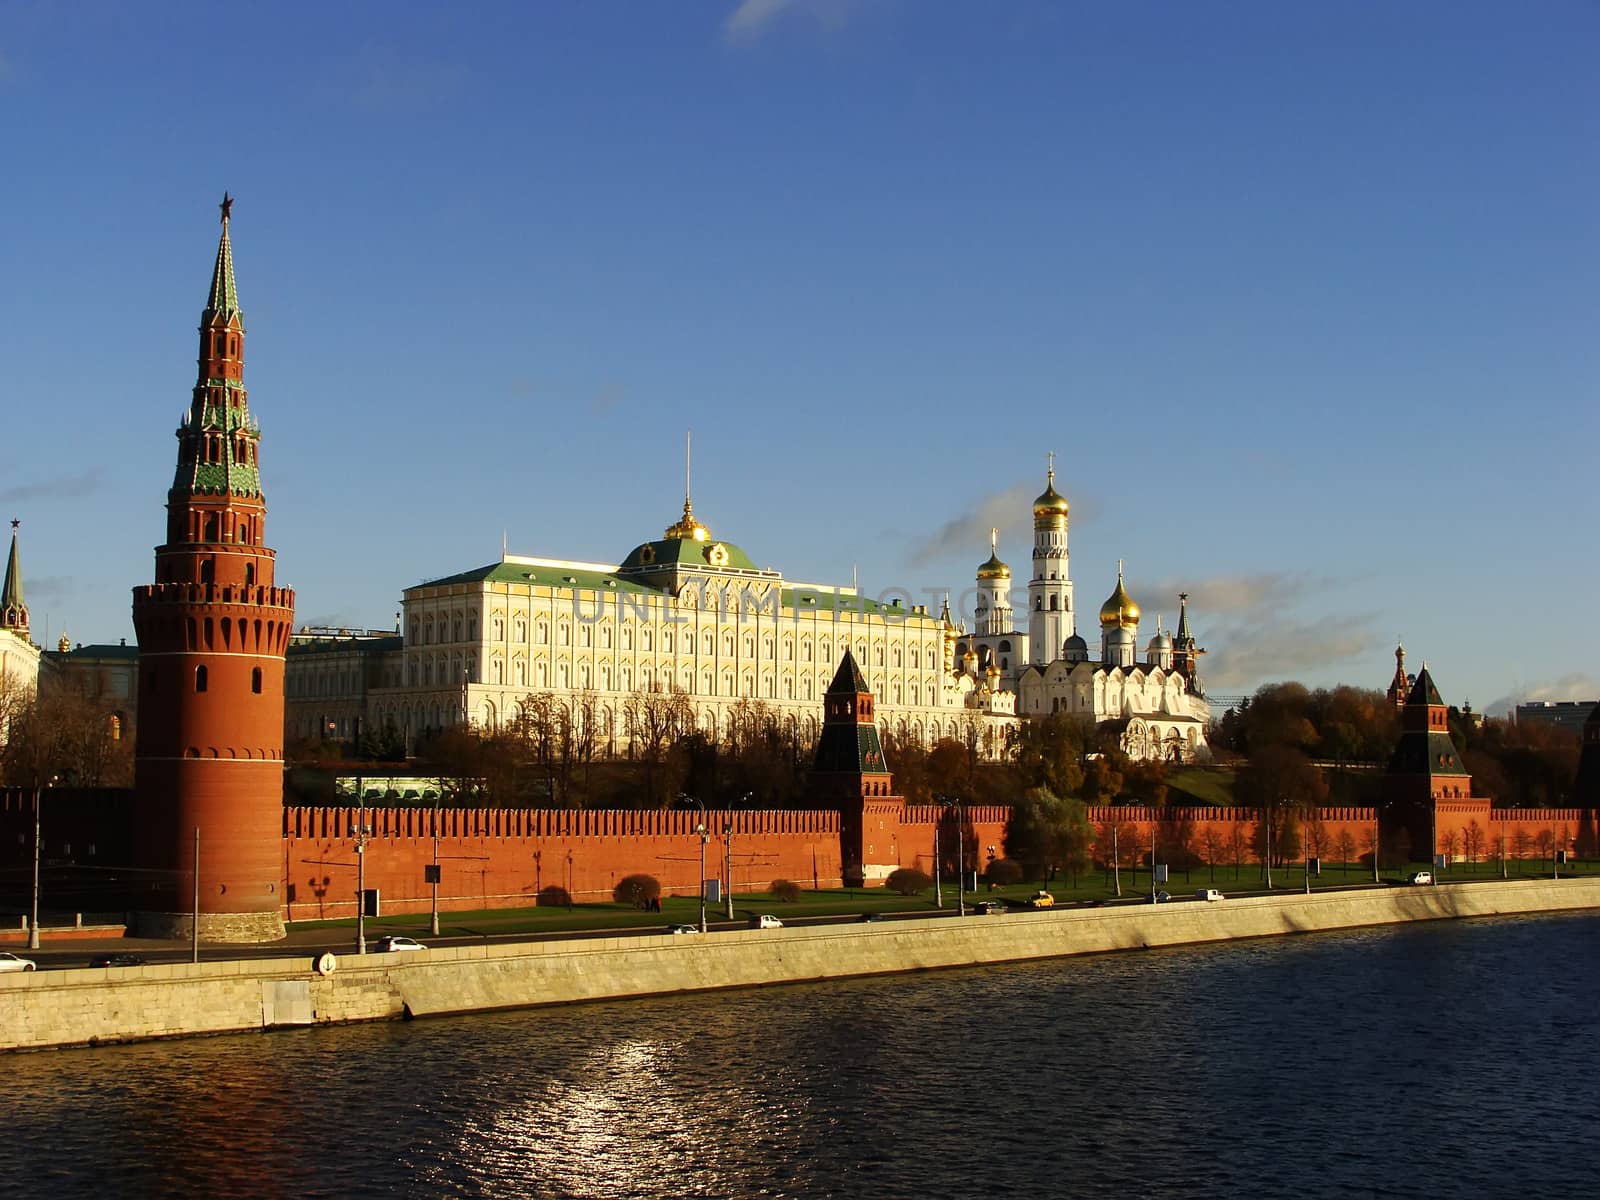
[1380,663,1481,863]
[811,651,903,885]
[131,196,295,941]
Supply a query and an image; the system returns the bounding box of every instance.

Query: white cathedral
[953,460,1211,762]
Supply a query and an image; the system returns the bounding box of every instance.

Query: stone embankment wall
[5,878,1597,1054]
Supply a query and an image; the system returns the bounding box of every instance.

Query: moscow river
[4,912,1596,1199]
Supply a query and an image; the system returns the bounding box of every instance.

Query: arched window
[195,665,208,693]
[251,666,262,694]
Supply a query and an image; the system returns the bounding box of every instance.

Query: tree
[1005,786,1092,885]
[1333,829,1357,876]
[885,867,932,896]
[623,684,694,809]
[1011,712,1091,799]
[1,675,133,788]
[613,874,661,908]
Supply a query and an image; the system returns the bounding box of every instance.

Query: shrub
[770,879,801,903]
[536,885,571,908]
[984,858,1024,886]
[613,874,661,908]
[885,867,933,896]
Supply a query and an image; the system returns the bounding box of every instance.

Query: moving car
[1408,871,1434,886]
[1027,891,1056,909]
[1153,891,1172,903]
[854,912,884,923]
[749,914,783,929]
[375,935,426,952]
[0,951,38,972]
[1196,888,1225,902]
[88,953,146,968]
[666,923,699,935]
[973,900,1006,915]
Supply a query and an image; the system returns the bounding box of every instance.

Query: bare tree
[624,684,693,808]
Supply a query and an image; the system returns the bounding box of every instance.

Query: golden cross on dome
[219,192,233,223]
[1047,449,1055,481]
[990,527,998,552]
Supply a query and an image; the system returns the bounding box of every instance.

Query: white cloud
[1134,570,1379,693]
[723,0,861,45]
[908,482,1037,567]
[1486,674,1600,718]
[726,0,795,42]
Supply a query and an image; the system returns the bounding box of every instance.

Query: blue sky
[1,0,1594,713]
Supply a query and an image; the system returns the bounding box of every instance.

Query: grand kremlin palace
[287,494,1018,756]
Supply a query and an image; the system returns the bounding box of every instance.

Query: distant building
[1514,701,1597,739]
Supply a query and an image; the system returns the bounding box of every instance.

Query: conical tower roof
[1407,664,1444,707]
[2,520,26,632]
[827,648,870,696]
[206,193,241,325]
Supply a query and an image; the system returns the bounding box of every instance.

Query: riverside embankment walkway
[4,877,1596,1053]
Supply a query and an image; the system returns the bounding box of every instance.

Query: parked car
[666,923,699,935]
[854,912,884,923]
[1153,891,1172,903]
[973,900,1006,915]
[0,951,37,973]
[749,914,783,929]
[375,935,426,952]
[1027,891,1056,909]
[88,953,146,968]
[1408,871,1434,886]
[1195,888,1225,902]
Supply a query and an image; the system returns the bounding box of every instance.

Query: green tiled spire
[206,194,239,322]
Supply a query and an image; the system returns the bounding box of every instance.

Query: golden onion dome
[962,648,978,662]
[663,498,710,542]
[976,550,1010,581]
[1099,566,1140,628]
[1033,467,1070,519]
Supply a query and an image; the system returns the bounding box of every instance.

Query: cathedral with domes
[955,459,1211,762]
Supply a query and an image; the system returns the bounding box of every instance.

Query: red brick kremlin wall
[280,805,844,921]
[2,790,1591,921]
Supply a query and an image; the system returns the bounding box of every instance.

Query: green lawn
[290,855,1598,942]
[1164,765,1237,806]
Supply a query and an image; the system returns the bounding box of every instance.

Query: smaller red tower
[811,651,902,885]
[131,196,295,941]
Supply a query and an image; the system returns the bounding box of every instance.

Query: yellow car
[1027,891,1056,909]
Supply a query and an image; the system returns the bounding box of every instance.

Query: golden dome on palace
[1099,569,1140,628]
[663,499,710,542]
[976,549,1010,580]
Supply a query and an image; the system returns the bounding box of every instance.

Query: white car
[749,914,783,929]
[0,951,37,972]
[1408,871,1434,886]
[375,935,426,952]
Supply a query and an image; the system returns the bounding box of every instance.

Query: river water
[4,912,1596,1199]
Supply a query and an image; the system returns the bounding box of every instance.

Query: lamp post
[934,823,942,907]
[682,794,708,932]
[939,796,966,918]
[27,786,41,951]
[1112,824,1121,898]
[1265,800,1275,891]
[355,810,372,955]
[191,826,200,964]
[566,850,574,910]
[430,793,442,937]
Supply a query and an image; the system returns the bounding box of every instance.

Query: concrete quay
[3,877,1597,1053]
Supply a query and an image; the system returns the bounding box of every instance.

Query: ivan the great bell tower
[131,196,295,942]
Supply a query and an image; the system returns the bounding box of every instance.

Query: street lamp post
[355,811,372,955]
[682,794,708,932]
[1112,824,1121,898]
[934,823,942,907]
[698,820,708,933]
[27,786,41,951]
[1265,800,1275,890]
[191,826,201,964]
[430,794,442,937]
